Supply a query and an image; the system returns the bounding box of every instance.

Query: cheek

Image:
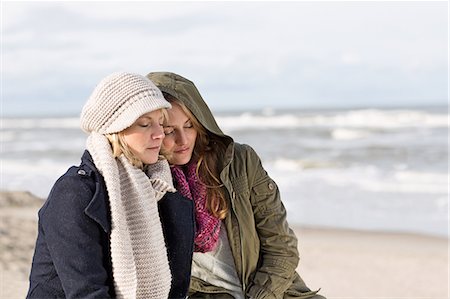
[161,137,174,152]
[189,131,198,146]
[161,138,175,162]
[123,133,142,151]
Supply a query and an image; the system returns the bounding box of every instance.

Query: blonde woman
[27,72,194,299]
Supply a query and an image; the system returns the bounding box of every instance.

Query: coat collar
[80,150,111,234]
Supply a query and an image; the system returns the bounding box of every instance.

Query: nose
[176,130,188,145]
[152,125,165,140]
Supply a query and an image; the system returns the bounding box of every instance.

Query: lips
[147,145,161,150]
[175,147,189,154]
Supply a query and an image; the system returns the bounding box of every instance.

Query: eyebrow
[164,118,191,127]
[139,115,163,121]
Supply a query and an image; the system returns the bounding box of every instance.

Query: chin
[144,157,159,165]
[171,158,190,166]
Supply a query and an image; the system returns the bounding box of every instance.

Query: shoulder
[225,142,266,188]
[39,159,101,218]
[231,142,262,168]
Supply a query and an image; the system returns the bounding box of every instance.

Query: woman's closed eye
[136,118,152,128]
[138,120,157,128]
[164,127,174,135]
[137,120,163,128]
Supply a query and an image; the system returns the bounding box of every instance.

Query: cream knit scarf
[86,132,175,299]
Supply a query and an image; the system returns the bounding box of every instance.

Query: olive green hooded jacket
[147,72,324,299]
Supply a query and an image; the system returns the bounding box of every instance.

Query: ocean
[1,106,448,237]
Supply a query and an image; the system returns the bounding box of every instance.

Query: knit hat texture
[81,72,171,134]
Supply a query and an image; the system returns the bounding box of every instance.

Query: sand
[0,190,448,299]
[297,227,449,299]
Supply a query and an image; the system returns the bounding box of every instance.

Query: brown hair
[163,93,228,219]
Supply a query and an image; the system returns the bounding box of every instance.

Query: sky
[1,1,448,117]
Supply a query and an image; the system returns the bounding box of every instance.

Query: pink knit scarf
[171,162,220,253]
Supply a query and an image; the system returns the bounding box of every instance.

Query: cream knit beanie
[80,72,171,134]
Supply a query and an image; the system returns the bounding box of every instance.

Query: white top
[191,222,245,299]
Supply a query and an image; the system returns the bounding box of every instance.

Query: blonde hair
[106,132,144,169]
[162,94,228,219]
[106,108,168,170]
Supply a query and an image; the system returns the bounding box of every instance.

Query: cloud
[2,1,448,116]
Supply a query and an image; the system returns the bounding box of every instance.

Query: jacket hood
[147,72,230,141]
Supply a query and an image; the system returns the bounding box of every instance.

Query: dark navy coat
[27,151,195,299]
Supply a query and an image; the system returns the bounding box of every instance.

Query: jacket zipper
[231,190,246,293]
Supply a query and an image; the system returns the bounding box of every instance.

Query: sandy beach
[0,190,448,299]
